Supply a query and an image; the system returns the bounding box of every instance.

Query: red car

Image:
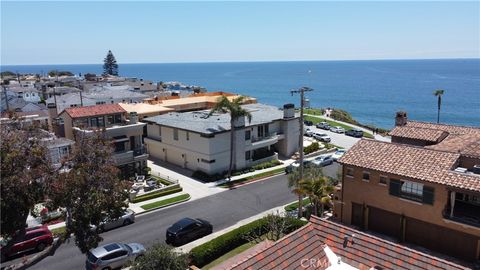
[1,225,53,261]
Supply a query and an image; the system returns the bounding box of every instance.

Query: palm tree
[298,176,334,217]
[433,89,445,123]
[209,95,252,180]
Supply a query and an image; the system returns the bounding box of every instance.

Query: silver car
[86,242,145,270]
[330,126,345,133]
[93,210,135,232]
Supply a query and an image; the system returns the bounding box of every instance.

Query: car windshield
[124,244,133,253]
[87,252,98,263]
[336,150,345,154]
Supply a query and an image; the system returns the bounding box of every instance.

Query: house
[41,136,74,168]
[143,103,299,175]
[118,102,174,120]
[334,112,480,262]
[227,216,469,270]
[57,104,148,177]
[7,86,41,103]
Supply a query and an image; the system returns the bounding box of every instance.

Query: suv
[166,218,213,246]
[1,225,53,261]
[345,128,363,138]
[303,120,314,126]
[313,132,331,142]
[85,242,145,270]
[316,122,331,130]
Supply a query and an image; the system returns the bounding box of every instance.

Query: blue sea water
[2,59,479,129]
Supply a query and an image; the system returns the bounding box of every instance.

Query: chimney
[130,112,138,124]
[47,103,58,131]
[283,103,295,119]
[395,111,407,126]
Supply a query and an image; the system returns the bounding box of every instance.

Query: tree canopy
[129,244,189,270]
[1,122,128,269]
[48,70,74,77]
[103,50,119,76]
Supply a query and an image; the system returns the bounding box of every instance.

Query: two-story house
[143,103,299,175]
[57,104,148,177]
[335,112,480,262]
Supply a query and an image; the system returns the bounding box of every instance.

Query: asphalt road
[3,163,340,270]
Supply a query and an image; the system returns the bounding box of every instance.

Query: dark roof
[228,216,469,270]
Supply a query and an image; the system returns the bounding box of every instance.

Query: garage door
[368,206,402,239]
[406,217,479,261]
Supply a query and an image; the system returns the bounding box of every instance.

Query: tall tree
[433,89,445,123]
[208,96,252,180]
[103,50,119,76]
[1,123,128,269]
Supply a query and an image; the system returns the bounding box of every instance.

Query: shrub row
[190,216,307,267]
[304,142,319,154]
[131,186,182,203]
[150,175,173,186]
[193,160,283,182]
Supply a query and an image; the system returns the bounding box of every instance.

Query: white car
[330,126,345,133]
[313,132,331,142]
[304,128,313,137]
[331,149,346,161]
[311,155,334,167]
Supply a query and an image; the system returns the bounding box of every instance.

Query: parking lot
[304,124,364,150]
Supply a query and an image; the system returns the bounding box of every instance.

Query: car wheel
[98,225,105,233]
[36,242,46,252]
[123,219,132,226]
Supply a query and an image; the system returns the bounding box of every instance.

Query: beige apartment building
[57,104,148,177]
[143,103,299,175]
[335,112,480,262]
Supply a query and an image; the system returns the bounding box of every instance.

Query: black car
[303,120,314,126]
[345,128,364,138]
[166,218,212,246]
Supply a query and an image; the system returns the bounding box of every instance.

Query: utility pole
[291,86,313,218]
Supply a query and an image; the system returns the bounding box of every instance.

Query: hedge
[193,160,283,182]
[190,216,307,267]
[304,142,319,154]
[131,186,183,203]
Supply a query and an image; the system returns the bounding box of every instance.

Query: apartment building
[57,104,148,177]
[143,103,299,175]
[335,112,480,262]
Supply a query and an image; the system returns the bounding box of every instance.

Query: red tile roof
[405,121,480,135]
[61,104,126,118]
[389,126,448,142]
[426,133,480,159]
[228,216,469,270]
[339,139,480,192]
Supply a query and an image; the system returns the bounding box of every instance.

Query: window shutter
[389,179,401,196]
[422,186,435,205]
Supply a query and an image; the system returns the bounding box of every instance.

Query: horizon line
[2,57,480,67]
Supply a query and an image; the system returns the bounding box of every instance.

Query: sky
[1,1,479,65]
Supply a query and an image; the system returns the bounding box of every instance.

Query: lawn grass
[304,115,374,139]
[202,241,257,270]
[50,226,66,237]
[218,167,285,188]
[140,194,190,211]
[284,198,311,211]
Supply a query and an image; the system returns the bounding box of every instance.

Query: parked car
[345,128,364,138]
[331,149,346,161]
[304,120,314,126]
[92,209,135,232]
[85,242,145,270]
[0,225,53,261]
[330,126,345,133]
[304,127,313,137]
[316,122,331,130]
[166,218,213,246]
[285,160,314,174]
[311,155,334,167]
[313,132,331,142]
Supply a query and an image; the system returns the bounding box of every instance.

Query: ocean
[2,59,479,129]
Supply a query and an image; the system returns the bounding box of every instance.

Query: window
[107,115,114,125]
[258,125,264,137]
[379,176,388,185]
[201,159,215,163]
[245,130,251,141]
[245,151,251,160]
[346,167,354,178]
[186,131,189,141]
[96,101,106,105]
[362,171,370,181]
[264,124,269,135]
[173,129,178,140]
[97,116,104,127]
[389,179,434,204]
[114,114,122,123]
[89,117,97,127]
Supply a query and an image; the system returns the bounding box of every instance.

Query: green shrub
[192,170,226,182]
[150,175,173,186]
[304,142,320,154]
[190,216,307,267]
[131,186,183,203]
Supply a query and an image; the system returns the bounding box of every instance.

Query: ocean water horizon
[2,58,479,129]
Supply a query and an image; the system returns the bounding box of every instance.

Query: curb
[137,194,192,215]
[219,170,285,189]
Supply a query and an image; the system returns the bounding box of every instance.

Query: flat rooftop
[143,103,288,134]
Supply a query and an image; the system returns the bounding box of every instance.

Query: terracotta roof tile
[405,121,480,135]
[62,104,126,118]
[227,217,468,270]
[389,126,448,142]
[426,133,480,158]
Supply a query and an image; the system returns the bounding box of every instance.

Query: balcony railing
[113,147,148,165]
[443,202,480,228]
[251,132,278,143]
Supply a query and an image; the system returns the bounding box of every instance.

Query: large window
[389,179,434,204]
[258,125,264,137]
[173,128,178,141]
[245,130,251,141]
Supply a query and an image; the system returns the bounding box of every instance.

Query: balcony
[443,200,480,228]
[113,147,148,165]
[247,132,279,150]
